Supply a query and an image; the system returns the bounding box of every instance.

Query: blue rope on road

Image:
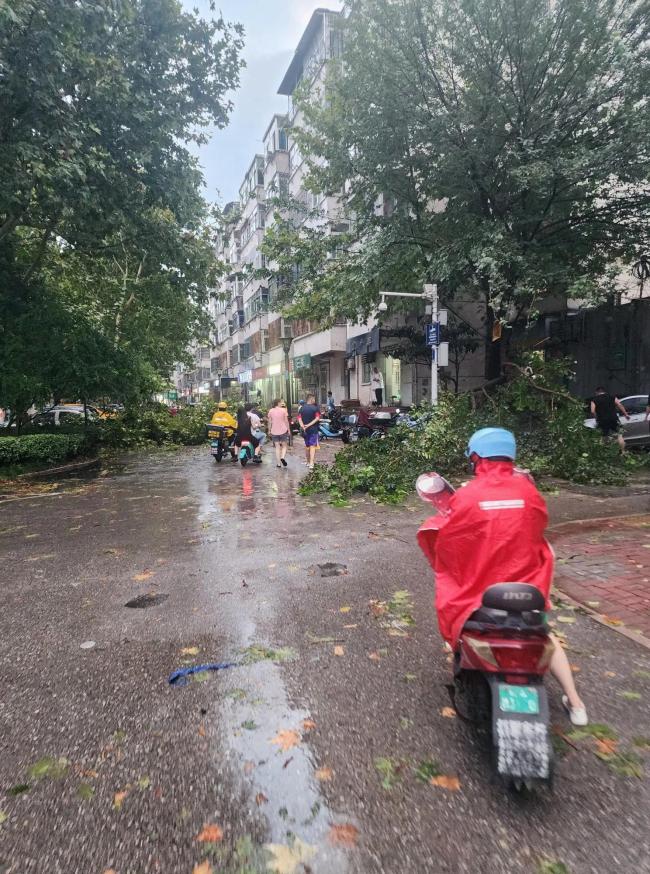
[168,662,238,686]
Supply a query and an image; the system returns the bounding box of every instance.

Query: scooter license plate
[498,685,539,715]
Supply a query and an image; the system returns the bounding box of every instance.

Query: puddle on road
[220,658,352,873]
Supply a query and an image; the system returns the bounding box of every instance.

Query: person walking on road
[590,386,629,452]
[371,366,384,406]
[268,398,290,468]
[298,393,320,470]
[326,391,336,416]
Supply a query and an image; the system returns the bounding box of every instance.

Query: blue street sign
[426,323,439,346]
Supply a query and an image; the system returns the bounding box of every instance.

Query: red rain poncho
[417,460,554,647]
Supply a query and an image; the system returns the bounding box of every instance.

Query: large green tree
[264,0,650,377]
[0,0,243,416]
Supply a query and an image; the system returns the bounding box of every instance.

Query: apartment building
[178,8,469,407]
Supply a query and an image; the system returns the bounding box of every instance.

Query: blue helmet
[298,399,305,406]
[466,428,516,460]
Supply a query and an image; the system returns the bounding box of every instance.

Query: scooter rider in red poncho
[418,428,588,726]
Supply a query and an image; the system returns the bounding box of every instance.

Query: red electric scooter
[417,473,555,790]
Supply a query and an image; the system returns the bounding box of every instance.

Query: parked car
[584,394,649,447]
[30,405,98,427]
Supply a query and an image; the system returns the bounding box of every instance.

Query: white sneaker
[308,464,314,471]
[562,695,588,726]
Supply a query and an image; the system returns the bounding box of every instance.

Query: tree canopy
[0,0,244,418]
[264,0,650,375]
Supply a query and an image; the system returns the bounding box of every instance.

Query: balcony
[291,325,348,358]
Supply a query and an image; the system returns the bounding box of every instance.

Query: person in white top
[371,366,384,406]
[245,403,266,448]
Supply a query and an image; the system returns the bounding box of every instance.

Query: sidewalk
[551,514,650,641]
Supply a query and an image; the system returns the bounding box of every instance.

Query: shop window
[362,357,372,385]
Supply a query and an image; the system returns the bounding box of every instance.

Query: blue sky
[180,1,342,205]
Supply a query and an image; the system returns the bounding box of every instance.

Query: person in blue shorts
[298,393,320,470]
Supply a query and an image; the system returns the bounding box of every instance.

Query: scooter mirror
[415,472,455,513]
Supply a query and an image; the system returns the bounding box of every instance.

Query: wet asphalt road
[1,447,649,874]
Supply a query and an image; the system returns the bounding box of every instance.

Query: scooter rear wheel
[454,670,491,724]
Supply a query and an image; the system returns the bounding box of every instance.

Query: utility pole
[425,283,438,406]
[378,285,447,407]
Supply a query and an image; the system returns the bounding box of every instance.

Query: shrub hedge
[0,434,91,466]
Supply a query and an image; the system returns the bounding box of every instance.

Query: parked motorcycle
[417,473,554,791]
[319,410,345,440]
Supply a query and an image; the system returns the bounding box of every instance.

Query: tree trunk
[483,289,501,382]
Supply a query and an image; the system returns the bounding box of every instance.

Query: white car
[30,405,98,427]
[584,394,649,447]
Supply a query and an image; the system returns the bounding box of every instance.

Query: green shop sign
[293,354,312,371]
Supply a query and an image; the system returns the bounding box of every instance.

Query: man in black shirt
[590,386,629,451]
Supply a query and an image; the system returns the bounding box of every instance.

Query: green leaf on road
[537,860,570,874]
[414,759,442,783]
[225,688,247,701]
[374,756,400,790]
[241,720,258,731]
[567,723,618,742]
[619,691,642,701]
[137,776,151,790]
[632,670,650,680]
[632,736,650,750]
[597,749,644,778]
[8,784,30,796]
[0,811,7,825]
[28,757,69,780]
[78,783,95,800]
[241,645,297,664]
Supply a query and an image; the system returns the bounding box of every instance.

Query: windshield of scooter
[416,472,455,514]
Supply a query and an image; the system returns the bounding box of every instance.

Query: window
[330,27,343,59]
[362,357,372,385]
[244,288,270,322]
[278,128,288,150]
[58,412,82,425]
[289,142,302,174]
[622,397,648,415]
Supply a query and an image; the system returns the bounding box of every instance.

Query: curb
[548,514,650,651]
[549,514,650,539]
[16,456,101,481]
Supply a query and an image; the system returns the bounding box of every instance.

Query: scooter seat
[466,606,546,630]
[482,582,546,613]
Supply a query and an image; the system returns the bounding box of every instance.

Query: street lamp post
[377,285,446,406]
[281,336,294,446]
